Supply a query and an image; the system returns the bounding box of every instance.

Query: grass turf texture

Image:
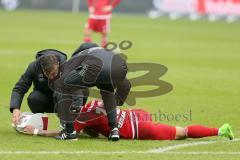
[0,9,240,160]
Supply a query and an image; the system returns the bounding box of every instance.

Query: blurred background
[0,0,152,13]
[1,0,240,22]
[0,1,240,156]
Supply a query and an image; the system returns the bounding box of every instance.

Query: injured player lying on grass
[14,100,234,140]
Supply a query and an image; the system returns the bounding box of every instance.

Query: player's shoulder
[28,60,37,67]
[81,99,104,113]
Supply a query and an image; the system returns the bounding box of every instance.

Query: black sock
[65,123,74,133]
[107,109,118,129]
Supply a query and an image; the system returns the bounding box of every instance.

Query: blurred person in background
[83,0,121,47]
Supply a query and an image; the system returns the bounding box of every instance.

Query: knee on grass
[175,127,187,140]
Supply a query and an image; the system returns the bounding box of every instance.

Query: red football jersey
[74,100,152,139]
[87,0,121,18]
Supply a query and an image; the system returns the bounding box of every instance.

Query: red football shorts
[138,121,176,140]
[132,109,176,140]
[86,18,111,33]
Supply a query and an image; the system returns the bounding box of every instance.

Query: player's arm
[103,0,121,12]
[38,130,60,137]
[87,0,94,14]
[23,125,59,137]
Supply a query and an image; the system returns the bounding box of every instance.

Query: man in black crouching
[39,43,131,141]
[10,49,67,126]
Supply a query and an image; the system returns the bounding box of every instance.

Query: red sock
[186,125,218,138]
[84,37,92,43]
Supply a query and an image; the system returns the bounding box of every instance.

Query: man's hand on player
[102,5,113,12]
[12,108,21,126]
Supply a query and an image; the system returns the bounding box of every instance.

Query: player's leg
[83,19,93,43]
[185,124,234,140]
[53,89,89,140]
[83,27,92,43]
[138,121,234,140]
[101,32,108,48]
[175,127,187,140]
[184,125,218,139]
[98,54,126,140]
[115,78,131,106]
[100,18,110,47]
[138,121,176,140]
[54,97,77,140]
[27,91,54,113]
[100,89,119,141]
[111,55,131,106]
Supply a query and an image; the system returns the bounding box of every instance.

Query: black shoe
[55,130,77,140]
[108,128,120,141]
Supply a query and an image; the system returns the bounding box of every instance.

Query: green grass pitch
[0,9,240,160]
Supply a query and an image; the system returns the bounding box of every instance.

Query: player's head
[13,112,48,133]
[72,42,99,57]
[39,54,59,80]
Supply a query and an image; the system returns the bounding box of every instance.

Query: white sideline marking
[148,141,216,153]
[148,138,240,153]
[169,152,240,155]
[0,151,240,155]
[0,139,239,155]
